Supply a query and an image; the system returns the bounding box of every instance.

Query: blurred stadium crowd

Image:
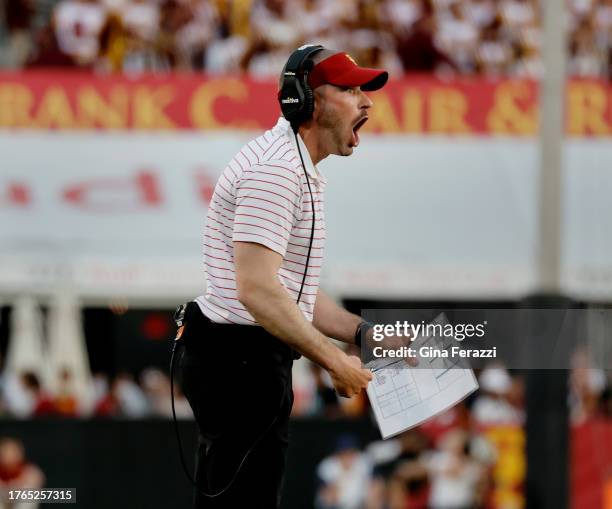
[1,0,612,77]
[314,364,612,509]
[1,358,610,422]
[0,367,194,419]
[0,353,610,506]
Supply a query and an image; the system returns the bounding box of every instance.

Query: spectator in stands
[140,367,191,418]
[475,15,513,76]
[172,0,220,70]
[96,12,132,72]
[52,0,109,67]
[425,429,486,509]
[19,373,54,418]
[53,367,79,417]
[436,1,479,72]
[0,438,45,505]
[210,0,250,39]
[366,430,430,509]
[26,23,75,67]
[297,0,345,41]
[92,372,116,417]
[94,372,151,418]
[464,0,497,30]
[570,350,609,423]
[92,375,120,416]
[120,0,160,43]
[112,372,149,418]
[395,1,458,73]
[471,366,523,428]
[241,0,301,75]
[510,25,542,77]
[103,0,163,72]
[316,435,371,509]
[569,0,595,20]
[203,0,252,73]
[0,0,34,67]
[595,0,612,34]
[500,0,537,36]
[569,15,605,76]
[390,429,486,509]
[379,0,423,35]
[2,372,32,419]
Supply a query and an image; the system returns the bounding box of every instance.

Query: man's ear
[312,87,324,118]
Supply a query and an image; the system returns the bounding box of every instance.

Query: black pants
[178,302,294,509]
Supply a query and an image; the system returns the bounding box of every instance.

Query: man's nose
[359,90,373,109]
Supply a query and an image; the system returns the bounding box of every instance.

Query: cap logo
[345,54,357,65]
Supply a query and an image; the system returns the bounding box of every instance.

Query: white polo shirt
[195,117,327,325]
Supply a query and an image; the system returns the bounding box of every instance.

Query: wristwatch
[354,321,374,348]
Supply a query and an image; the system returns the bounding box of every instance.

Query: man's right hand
[328,353,373,398]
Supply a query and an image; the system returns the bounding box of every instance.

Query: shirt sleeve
[233,162,302,257]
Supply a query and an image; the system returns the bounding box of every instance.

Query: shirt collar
[274,117,325,184]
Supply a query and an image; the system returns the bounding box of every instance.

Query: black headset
[278,44,324,131]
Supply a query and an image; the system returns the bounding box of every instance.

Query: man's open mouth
[351,116,369,147]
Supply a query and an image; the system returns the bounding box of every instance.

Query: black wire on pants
[170,341,280,498]
[170,128,316,498]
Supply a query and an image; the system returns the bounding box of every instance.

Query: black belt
[174,301,298,361]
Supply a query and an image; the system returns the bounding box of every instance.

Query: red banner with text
[0,72,611,136]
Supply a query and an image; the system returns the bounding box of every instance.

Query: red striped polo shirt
[195,117,326,325]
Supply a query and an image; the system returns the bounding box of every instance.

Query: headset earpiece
[278,45,324,130]
[302,85,314,122]
[301,59,315,122]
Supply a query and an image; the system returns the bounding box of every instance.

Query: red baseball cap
[308,52,388,91]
